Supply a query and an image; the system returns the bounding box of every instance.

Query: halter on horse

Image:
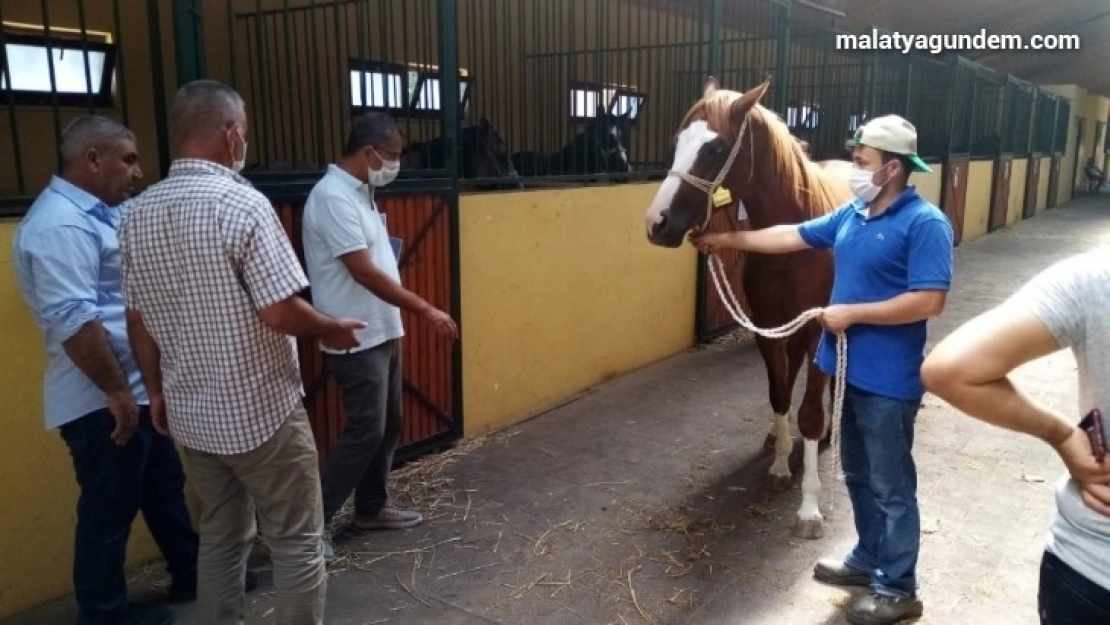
[645,77,854,539]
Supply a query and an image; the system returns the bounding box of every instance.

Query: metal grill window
[1,24,116,107]
[569,81,645,122]
[349,62,406,111]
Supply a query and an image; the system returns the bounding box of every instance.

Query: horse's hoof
[770,474,793,492]
[763,433,777,451]
[792,517,826,539]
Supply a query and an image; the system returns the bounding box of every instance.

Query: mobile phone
[1079,408,1106,463]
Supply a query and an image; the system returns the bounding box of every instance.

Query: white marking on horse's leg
[768,411,793,480]
[644,121,718,235]
[798,439,823,522]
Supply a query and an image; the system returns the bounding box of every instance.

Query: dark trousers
[320,339,403,524]
[60,407,199,624]
[840,385,922,597]
[1039,550,1110,624]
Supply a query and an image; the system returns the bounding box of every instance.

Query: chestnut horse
[645,78,853,538]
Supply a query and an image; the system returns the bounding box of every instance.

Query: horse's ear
[730,79,771,122]
[703,76,720,98]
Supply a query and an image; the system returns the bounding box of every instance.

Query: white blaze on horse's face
[645,120,719,236]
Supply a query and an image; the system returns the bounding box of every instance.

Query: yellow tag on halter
[712,186,732,207]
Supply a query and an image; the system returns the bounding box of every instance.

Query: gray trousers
[184,406,326,625]
[321,339,403,524]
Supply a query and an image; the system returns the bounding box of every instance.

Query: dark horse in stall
[645,78,853,539]
[401,117,522,190]
[512,106,633,178]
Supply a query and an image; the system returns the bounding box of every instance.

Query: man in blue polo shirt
[691,115,953,624]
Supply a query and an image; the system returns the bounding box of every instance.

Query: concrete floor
[7,194,1110,625]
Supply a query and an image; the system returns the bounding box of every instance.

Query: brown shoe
[814,558,871,588]
[352,506,423,530]
[847,591,923,624]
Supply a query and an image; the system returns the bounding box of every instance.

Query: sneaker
[321,532,336,563]
[813,558,872,588]
[847,592,924,625]
[352,506,423,530]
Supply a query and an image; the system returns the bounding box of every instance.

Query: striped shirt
[119,159,307,454]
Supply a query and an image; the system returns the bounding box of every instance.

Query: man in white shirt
[302,113,458,559]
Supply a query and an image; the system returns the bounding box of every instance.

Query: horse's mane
[681,91,844,220]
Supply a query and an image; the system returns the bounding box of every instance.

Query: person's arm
[339,250,433,315]
[124,308,171,435]
[821,216,952,332]
[922,258,1110,515]
[692,224,812,255]
[690,205,851,255]
[306,192,457,337]
[836,290,947,327]
[235,199,364,348]
[31,226,138,443]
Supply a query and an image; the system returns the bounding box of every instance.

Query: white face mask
[848,164,890,203]
[229,127,247,174]
[368,147,400,187]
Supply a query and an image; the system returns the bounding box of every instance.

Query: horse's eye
[700,142,724,158]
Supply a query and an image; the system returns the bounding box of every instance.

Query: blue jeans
[60,407,198,624]
[840,385,921,597]
[1038,550,1110,624]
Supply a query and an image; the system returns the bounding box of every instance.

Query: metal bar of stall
[439,0,460,180]
[76,0,95,112]
[111,0,130,126]
[0,0,26,195]
[39,0,64,173]
[308,0,325,165]
[252,1,271,165]
[281,1,298,162]
[146,0,171,177]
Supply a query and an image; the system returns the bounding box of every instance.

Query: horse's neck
[736,157,820,229]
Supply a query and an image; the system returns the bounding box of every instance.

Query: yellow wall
[1007,158,1028,226]
[1036,156,1051,212]
[913,167,943,207]
[961,161,994,242]
[459,184,696,436]
[0,222,162,618]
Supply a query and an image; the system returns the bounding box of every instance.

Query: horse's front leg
[755,336,795,491]
[794,359,831,539]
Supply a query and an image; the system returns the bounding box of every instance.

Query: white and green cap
[848,115,932,173]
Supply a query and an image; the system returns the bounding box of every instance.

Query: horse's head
[589,106,632,173]
[645,77,771,247]
[466,117,519,182]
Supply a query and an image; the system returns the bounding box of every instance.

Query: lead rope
[706,243,847,511]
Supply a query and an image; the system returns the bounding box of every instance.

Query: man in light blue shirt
[13,116,197,625]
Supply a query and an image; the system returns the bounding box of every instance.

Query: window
[786,102,820,130]
[848,113,868,132]
[1,24,117,107]
[410,72,471,114]
[349,62,406,111]
[349,60,470,117]
[569,81,645,122]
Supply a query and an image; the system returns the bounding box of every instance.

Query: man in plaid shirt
[120,80,363,625]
